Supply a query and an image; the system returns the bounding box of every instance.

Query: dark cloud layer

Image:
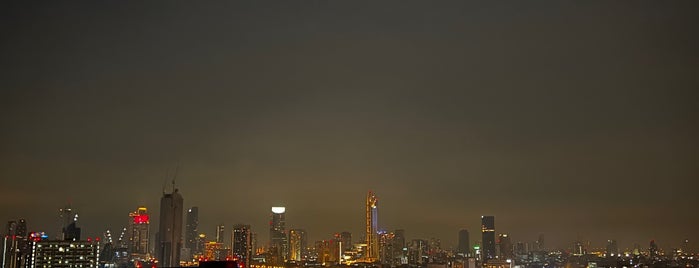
[1,1,698,251]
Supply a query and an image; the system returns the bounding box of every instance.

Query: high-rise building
[63,216,81,241]
[216,225,225,244]
[157,188,184,267]
[407,239,427,266]
[535,234,545,251]
[340,232,351,251]
[649,240,659,259]
[185,207,199,256]
[16,220,27,238]
[288,229,306,262]
[379,231,395,265]
[497,234,512,259]
[270,207,288,261]
[458,229,470,256]
[392,229,406,265]
[365,191,378,262]
[28,240,99,268]
[129,206,150,260]
[481,216,495,261]
[232,224,252,265]
[58,205,73,240]
[606,240,619,257]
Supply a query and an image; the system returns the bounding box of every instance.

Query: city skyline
[1,188,696,253]
[1,0,698,259]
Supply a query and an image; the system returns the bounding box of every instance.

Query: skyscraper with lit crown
[129,206,150,260]
[365,191,379,262]
[270,207,288,261]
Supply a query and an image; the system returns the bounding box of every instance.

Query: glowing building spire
[365,191,379,262]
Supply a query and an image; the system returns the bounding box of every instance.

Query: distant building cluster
[2,187,697,268]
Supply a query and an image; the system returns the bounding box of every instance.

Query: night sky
[1,1,698,251]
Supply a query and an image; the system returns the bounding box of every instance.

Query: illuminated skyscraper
[365,191,378,262]
[481,216,495,261]
[185,207,199,255]
[457,229,470,256]
[129,206,150,260]
[232,224,252,265]
[270,207,288,261]
[157,187,184,267]
[288,229,306,262]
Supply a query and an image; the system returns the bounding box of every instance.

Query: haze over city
[1,0,698,259]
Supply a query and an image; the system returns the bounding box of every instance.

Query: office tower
[63,217,81,241]
[129,206,150,260]
[58,205,80,241]
[498,234,512,259]
[232,224,252,265]
[288,229,306,262]
[536,234,545,251]
[27,240,99,268]
[379,231,395,265]
[15,220,26,238]
[392,229,406,265]
[407,239,427,266]
[481,216,495,261]
[606,240,619,257]
[328,237,341,264]
[185,207,199,256]
[458,229,470,256]
[270,207,288,261]
[649,240,659,259]
[315,240,330,264]
[340,232,351,251]
[216,225,225,244]
[157,187,184,267]
[365,191,378,262]
[573,241,584,256]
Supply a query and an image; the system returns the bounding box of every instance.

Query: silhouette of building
[157,187,184,267]
[481,216,495,261]
[497,234,512,259]
[458,229,470,256]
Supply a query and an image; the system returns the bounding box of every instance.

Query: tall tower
[288,229,307,262]
[270,207,288,261]
[216,224,225,244]
[457,229,470,256]
[185,207,199,255]
[481,216,495,261]
[129,206,150,260]
[157,187,184,267]
[365,191,379,262]
[232,224,252,265]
